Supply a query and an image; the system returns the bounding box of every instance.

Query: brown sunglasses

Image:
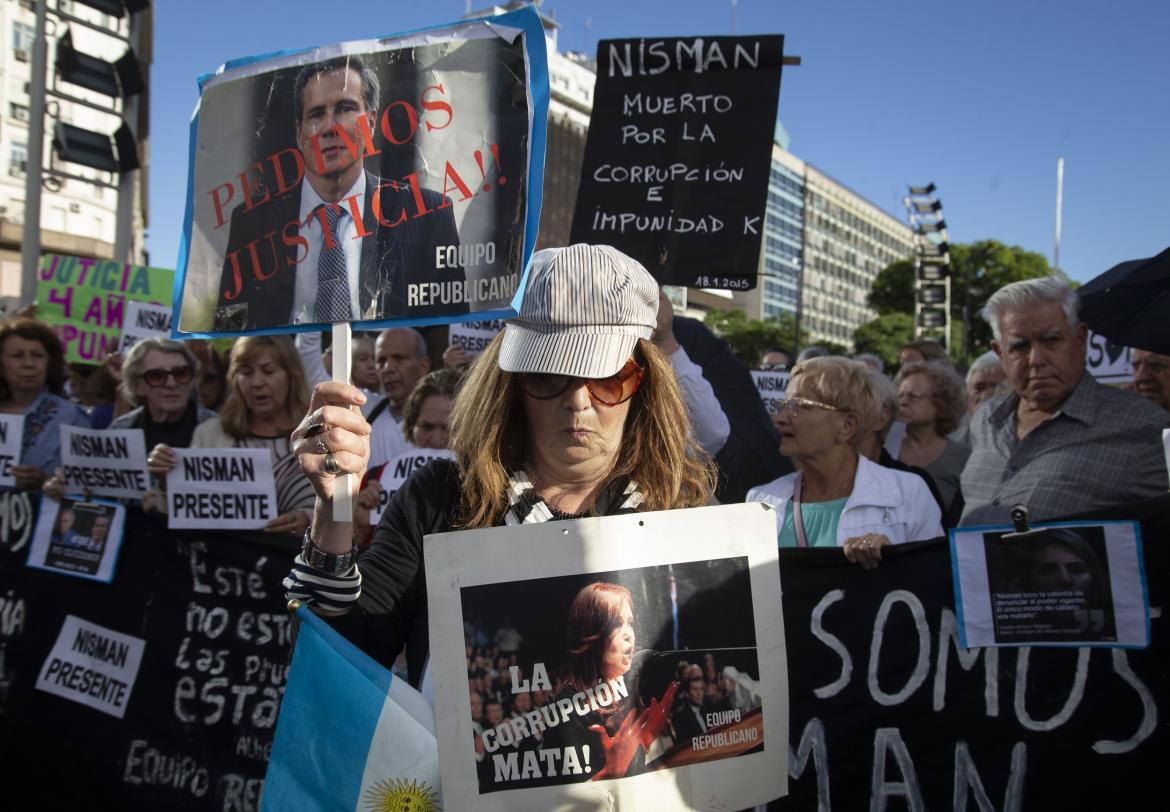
[518,359,644,406]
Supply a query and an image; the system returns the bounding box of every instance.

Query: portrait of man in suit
[213,55,463,331]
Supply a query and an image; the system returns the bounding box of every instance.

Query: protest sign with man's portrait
[173,7,549,336]
[950,519,1150,648]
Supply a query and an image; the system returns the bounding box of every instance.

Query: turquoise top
[778,497,848,548]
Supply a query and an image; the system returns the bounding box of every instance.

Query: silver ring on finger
[312,436,329,455]
[322,452,341,475]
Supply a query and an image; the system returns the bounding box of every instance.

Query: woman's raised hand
[292,382,370,506]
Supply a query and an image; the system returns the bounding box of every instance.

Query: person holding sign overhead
[285,245,715,719]
[150,336,315,535]
[746,357,942,567]
[0,319,90,490]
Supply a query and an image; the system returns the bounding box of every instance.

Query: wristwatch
[301,530,357,575]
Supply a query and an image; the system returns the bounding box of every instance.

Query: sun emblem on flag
[363,778,440,812]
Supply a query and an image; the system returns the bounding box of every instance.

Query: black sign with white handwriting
[770,498,1169,811]
[0,511,294,810]
[569,36,784,290]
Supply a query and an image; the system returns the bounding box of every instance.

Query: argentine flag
[262,606,441,811]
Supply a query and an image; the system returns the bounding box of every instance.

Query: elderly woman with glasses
[149,335,316,536]
[110,338,217,446]
[42,338,221,508]
[747,357,942,568]
[284,245,714,774]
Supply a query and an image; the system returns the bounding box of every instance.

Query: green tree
[853,312,914,369]
[703,310,806,368]
[866,259,915,315]
[866,240,1052,361]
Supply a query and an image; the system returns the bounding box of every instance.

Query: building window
[10,142,28,177]
[9,102,29,122]
[12,22,35,62]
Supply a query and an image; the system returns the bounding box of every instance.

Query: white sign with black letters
[119,300,173,353]
[35,614,146,719]
[0,413,24,488]
[448,320,505,359]
[60,425,150,500]
[1085,330,1132,384]
[371,449,454,526]
[167,448,277,530]
[750,369,789,416]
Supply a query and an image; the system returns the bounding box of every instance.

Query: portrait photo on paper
[950,520,1149,649]
[175,19,543,337]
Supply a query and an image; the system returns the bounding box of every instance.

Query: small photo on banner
[568,36,785,291]
[0,413,24,488]
[166,448,278,530]
[26,497,126,583]
[59,425,150,500]
[369,449,454,527]
[174,4,550,338]
[950,520,1149,648]
[35,253,174,365]
[425,502,787,810]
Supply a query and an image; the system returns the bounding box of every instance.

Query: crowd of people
[749,275,1169,563]
[4,252,1163,573]
[6,243,1169,788]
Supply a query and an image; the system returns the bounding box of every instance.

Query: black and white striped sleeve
[282,555,362,616]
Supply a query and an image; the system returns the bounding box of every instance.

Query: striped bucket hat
[499,244,659,378]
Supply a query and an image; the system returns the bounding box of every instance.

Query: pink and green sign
[35,253,174,364]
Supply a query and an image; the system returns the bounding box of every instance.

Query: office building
[0,0,150,312]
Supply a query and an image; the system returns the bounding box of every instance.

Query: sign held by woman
[425,502,787,810]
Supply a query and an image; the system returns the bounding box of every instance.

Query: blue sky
[147,0,1169,284]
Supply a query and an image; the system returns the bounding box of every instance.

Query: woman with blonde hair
[284,245,715,704]
[747,357,942,568]
[149,335,315,535]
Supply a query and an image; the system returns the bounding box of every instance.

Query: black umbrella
[1078,245,1170,354]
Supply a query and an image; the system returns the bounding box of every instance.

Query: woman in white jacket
[747,357,943,568]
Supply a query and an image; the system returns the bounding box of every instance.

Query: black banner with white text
[0,496,1165,809]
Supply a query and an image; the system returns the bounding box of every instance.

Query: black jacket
[671,316,793,502]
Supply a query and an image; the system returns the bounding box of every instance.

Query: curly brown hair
[0,319,69,401]
[449,335,715,529]
[895,360,966,436]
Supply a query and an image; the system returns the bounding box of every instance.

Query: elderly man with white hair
[959,276,1169,525]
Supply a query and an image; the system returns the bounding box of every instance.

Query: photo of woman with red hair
[547,581,678,781]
